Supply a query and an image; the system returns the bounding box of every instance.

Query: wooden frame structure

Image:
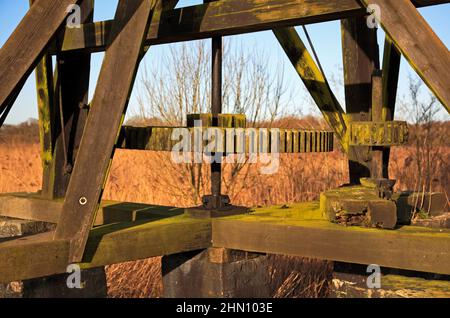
[0,0,449,287]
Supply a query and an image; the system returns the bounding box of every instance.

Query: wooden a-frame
[0,0,449,280]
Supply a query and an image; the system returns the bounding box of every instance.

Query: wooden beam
[0,232,70,284]
[341,17,380,184]
[0,214,211,283]
[360,0,450,113]
[53,0,448,54]
[48,0,94,199]
[0,193,185,226]
[30,0,55,200]
[54,0,156,263]
[2,201,449,282]
[55,0,366,53]
[411,0,450,6]
[34,54,56,198]
[382,37,401,122]
[381,36,401,178]
[81,215,211,267]
[273,27,347,149]
[212,203,450,275]
[0,0,80,110]
[371,71,384,179]
[30,0,94,200]
[0,193,62,223]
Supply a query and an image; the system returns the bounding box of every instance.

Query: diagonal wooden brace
[360,0,450,113]
[0,0,81,111]
[54,0,156,263]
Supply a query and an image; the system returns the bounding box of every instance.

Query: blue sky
[1,0,449,124]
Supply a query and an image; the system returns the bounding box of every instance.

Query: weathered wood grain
[360,0,450,113]
[212,204,450,275]
[81,215,212,267]
[274,27,347,149]
[54,0,156,262]
[52,0,448,54]
[0,232,69,284]
[381,36,402,178]
[50,0,94,199]
[0,0,80,110]
[0,193,185,226]
[341,16,379,184]
[2,201,449,282]
[0,193,62,223]
[55,0,365,53]
[0,214,211,283]
[33,54,56,198]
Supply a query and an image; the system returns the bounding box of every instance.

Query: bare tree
[132,40,291,205]
[397,73,449,217]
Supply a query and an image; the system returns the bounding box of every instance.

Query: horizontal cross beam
[0,214,211,283]
[0,193,182,226]
[51,0,449,54]
[212,203,450,276]
[1,201,449,283]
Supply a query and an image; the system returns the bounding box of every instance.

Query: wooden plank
[53,0,447,54]
[0,216,211,283]
[382,37,401,124]
[212,203,450,275]
[0,0,80,110]
[411,0,450,6]
[2,201,449,282]
[273,27,347,149]
[30,0,55,200]
[56,0,365,53]
[0,193,185,226]
[0,232,70,284]
[0,193,62,223]
[34,54,56,198]
[49,0,94,199]
[371,72,384,179]
[55,0,156,262]
[341,16,379,184]
[30,0,94,199]
[81,215,211,267]
[360,0,450,113]
[381,36,401,178]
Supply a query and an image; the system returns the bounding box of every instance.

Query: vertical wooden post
[32,0,94,199]
[381,37,401,178]
[29,0,56,198]
[371,70,383,179]
[34,55,56,198]
[341,17,379,184]
[51,0,94,199]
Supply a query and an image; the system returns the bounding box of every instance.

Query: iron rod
[211,35,222,202]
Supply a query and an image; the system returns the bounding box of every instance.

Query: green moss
[382,275,450,295]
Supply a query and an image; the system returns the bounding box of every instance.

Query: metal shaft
[211,36,222,200]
